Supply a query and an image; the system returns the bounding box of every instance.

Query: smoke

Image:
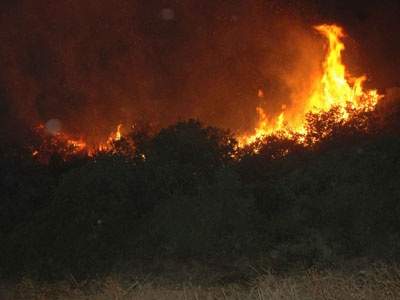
[0,0,398,148]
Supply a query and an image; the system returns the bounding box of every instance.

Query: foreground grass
[0,264,400,300]
[2,263,400,300]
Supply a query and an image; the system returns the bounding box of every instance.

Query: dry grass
[2,263,400,300]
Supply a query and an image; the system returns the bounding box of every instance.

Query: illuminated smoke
[0,0,398,149]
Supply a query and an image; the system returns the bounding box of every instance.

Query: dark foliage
[374,87,400,135]
[0,156,55,278]
[1,105,400,280]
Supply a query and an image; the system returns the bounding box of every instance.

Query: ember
[29,124,87,163]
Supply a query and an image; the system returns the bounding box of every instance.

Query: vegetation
[2,263,400,299]
[1,99,400,297]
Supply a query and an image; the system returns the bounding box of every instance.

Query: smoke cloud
[0,0,398,148]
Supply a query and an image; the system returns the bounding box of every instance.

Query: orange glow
[115,124,122,141]
[66,139,87,153]
[240,24,382,145]
[30,123,87,161]
[30,24,383,161]
[308,24,380,113]
[88,124,124,156]
[31,123,124,159]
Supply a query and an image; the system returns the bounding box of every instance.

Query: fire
[29,123,87,162]
[241,90,289,145]
[29,24,383,162]
[308,24,380,113]
[241,24,382,145]
[66,139,87,153]
[89,124,124,156]
[31,123,124,160]
[115,124,122,141]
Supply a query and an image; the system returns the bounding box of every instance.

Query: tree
[148,118,237,179]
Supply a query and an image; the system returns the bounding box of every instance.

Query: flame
[31,123,123,159]
[241,24,382,145]
[308,24,380,113]
[88,124,124,156]
[30,24,383,161]
[115,124,122,141]
[30,123,87,162]
[66,139,87,153]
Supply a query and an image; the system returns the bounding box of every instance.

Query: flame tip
[240,23,381,147]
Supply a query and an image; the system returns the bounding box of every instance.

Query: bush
[37,155,147,278]
[147,166,257,260]
[2,115,400,280]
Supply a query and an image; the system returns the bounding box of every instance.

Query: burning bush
[2,15,400,281]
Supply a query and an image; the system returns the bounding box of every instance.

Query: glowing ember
[66,139,87,153]
[88,124,124,156]
[240,24,382,145]
[30,123,87,162]
[31,123,125,160]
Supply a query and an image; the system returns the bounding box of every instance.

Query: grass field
[2,263,400,299]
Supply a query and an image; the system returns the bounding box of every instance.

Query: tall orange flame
[31,24,383,160]
[241,24,382,145]
[308,24,380,113]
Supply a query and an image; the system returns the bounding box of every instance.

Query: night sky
[0,0,399,147]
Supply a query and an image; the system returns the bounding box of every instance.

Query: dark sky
[0,0,399,147]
